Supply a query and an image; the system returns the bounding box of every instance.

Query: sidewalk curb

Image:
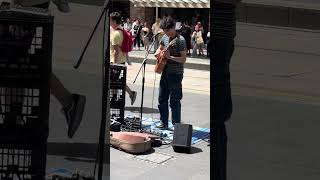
[129,56,210,71]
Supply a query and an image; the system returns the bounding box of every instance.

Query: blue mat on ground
[141,117,210,145]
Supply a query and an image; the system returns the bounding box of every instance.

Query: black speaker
[172,123,193,153]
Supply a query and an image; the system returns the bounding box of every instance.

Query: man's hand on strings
[164,50,170,59]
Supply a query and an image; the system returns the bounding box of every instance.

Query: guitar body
[155,51,168,74]
[154,36,178,74]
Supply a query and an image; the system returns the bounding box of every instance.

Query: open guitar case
[110,131,160,154]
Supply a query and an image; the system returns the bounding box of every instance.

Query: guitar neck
[164,38,177,51]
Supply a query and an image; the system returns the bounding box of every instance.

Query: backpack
[116,28,133,53]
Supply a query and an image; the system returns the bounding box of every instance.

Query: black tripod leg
[73,5,108,69]
[97,6,110,180]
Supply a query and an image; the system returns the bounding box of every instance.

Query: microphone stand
[73,1,110,179]
[133,34,158,131]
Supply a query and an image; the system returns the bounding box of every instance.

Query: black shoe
[62,94,86,138]
[156,122,168,129]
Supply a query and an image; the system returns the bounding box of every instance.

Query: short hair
[110,12,122,24]
[160,17,176,30]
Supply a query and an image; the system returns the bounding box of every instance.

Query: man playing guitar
[154,17,187,129]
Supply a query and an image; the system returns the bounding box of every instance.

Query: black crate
[0,11,53,82]
[110,109,124,125]
[109,64,126,126]
[110,85,125,125]
[0,10,53,179]
[110,89,125,107]
[110,64,126,87]
[0,142,47,180]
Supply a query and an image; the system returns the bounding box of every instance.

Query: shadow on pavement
[110,145,156,155]
[64,157,96,163]
[190,146,203,154]
[138,148,156,155]
[47,142,109,163]
[125,106,159,114]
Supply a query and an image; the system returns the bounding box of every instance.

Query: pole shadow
[125,106,159,114]
[47,142,109,163]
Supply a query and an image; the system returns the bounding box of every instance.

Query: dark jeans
[134,35,141,48]
[158,70,183,126]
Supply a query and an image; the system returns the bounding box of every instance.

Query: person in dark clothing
[132,19,142,50]
[154,17,187,129]
[180,21,192,55]
[211,0,241,180]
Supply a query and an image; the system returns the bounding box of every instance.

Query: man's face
[163,27,176,38]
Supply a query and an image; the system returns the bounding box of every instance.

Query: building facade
[110,0,210,34]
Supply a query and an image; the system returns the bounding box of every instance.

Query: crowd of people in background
[120,16,210,58]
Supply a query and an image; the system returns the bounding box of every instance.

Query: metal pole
[156,7,159,20]
[98,3,110,179]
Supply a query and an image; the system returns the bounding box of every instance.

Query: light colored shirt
[110,27,126,64]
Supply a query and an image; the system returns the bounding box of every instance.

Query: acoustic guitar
[154,37,178,74]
